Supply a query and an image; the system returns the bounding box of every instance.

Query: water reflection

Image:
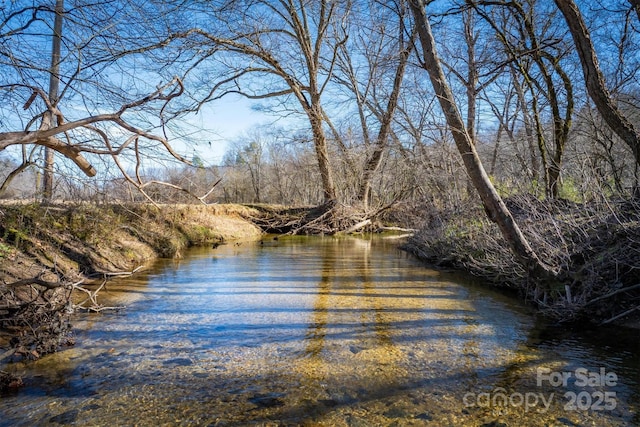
[304,242,330,358]
[0,235,637,426]
[303,238,394,360]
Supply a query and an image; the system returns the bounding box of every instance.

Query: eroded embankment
[0,202,262,381]
[0,203,263,281]
[402,195,640,326]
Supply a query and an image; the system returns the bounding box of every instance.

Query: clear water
[1,235,638,426]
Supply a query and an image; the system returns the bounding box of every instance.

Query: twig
[89,265,144,278]
[585,283,640,306]
[72,279,126,312]
[600,305,640,325]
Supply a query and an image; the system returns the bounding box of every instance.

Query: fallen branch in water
[95,266,145,277]
[73,266,144,312]
[380,233,414,240]
[585,283,640,306]
[73,279,124,312]
[376,226,418,233]
[341,219,372,234]
[600,305,640,325]
[1,264,145,362]
[0,272,75,361]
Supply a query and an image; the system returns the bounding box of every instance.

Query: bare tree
[439,6,503,145]
[340,1,415,210]
[41,0,64,201]
[225,130,266,203]
[409,0,555,279]
[470,0,575,198]
[179,0,349,203]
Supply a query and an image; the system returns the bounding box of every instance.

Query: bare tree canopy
[0,0,638,213]
[0,1,207,201]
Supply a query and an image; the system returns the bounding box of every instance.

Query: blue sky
[175,94,272,166]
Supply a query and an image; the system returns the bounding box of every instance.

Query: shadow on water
[0,235,638,426]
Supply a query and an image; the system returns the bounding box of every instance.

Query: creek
[1,235,638,426]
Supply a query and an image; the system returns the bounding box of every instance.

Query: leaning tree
[408,0,556,280]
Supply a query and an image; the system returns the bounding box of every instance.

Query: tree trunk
[42,0,64,202]
[310,105,336,202]
[554,0,640,167]
[511,67,540,184]
[464,8,478,139]
[357,40,412,209]
[409,0,554,279]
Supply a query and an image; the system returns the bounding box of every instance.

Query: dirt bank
[0,202,262,377]
[0,202,262,283]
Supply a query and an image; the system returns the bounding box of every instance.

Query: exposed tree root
[247,200,405,235]
[0,266,142,393]
[0,272,76,365]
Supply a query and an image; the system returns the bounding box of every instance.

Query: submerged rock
[248,392,285,408]
[48,409,79,424]
[162,358,193,366]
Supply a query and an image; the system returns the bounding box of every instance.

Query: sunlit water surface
[1,235,638,426]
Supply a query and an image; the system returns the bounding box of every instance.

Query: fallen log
[376,226,419,233]
[341,219,372,234]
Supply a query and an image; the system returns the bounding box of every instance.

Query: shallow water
[1,235,638,426]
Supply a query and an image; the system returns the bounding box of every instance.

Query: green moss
[5,227,29,247]
[0,242,12,259]
[557,178,582,202]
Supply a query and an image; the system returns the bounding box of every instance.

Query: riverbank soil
[0,202,262,377]
[402,195,640,326]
